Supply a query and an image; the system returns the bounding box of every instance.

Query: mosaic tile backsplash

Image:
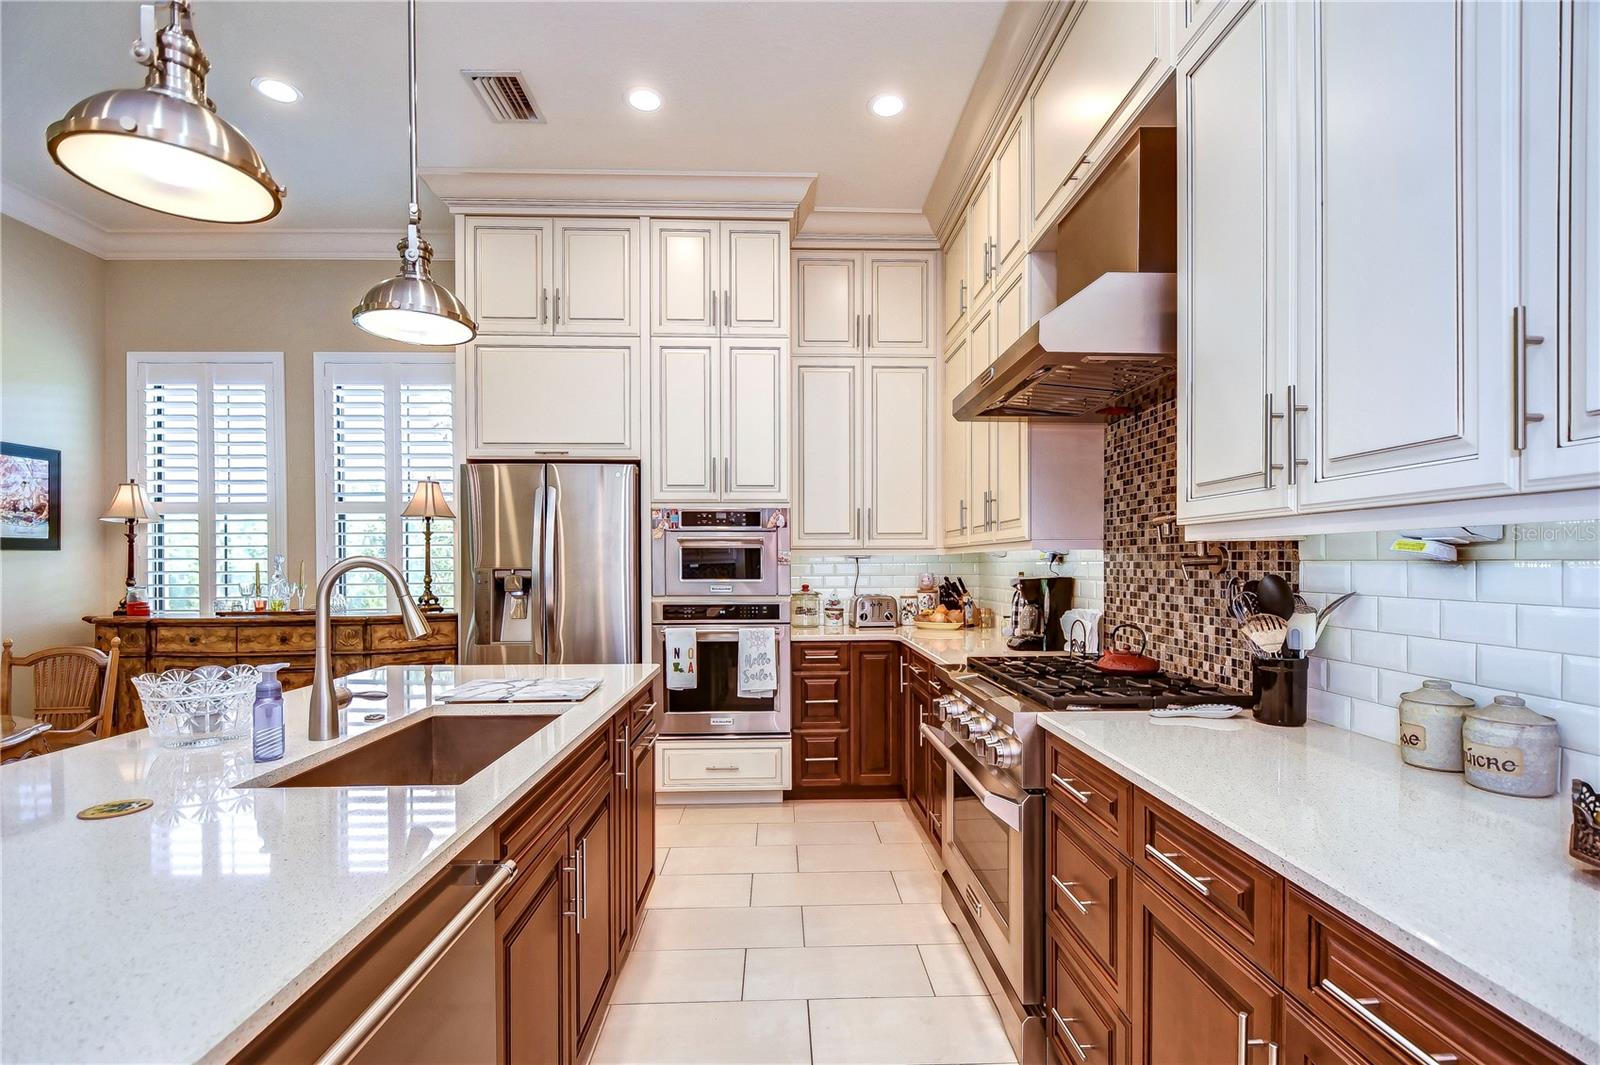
[790,550,1104,623]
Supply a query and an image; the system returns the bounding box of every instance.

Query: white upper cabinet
[650,339,787,503]
[650,222,718,336]
[942,215,969,344]
[992,116,1027,283]
[993,264,1029,353]
[469,339,638,457]
[941,335,972,545]
[648,220,788,338]
[792,251,935,357]
[722,224,787,335]
[653,339,718,497]
[1177,0,1295,523]
[862,360,934,545]
[466,219,553,334]
[1292,0,1518,510]
[967,171,997,308]
[1028,0,1168,237]
[792,359,860,545]
[553,220,640,335]
[723,341,787,498]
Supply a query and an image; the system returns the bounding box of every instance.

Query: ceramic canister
[1397,679,1475,772]
[1462,695,1562,798]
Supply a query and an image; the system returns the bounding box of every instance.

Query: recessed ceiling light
[627,87,662,113]
[251,77,302,104]
[869,94,905,118]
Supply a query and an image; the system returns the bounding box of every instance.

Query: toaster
[851,595,898,628]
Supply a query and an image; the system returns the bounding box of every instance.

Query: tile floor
[591,799,1017,1065]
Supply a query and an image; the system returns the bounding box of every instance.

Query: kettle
[1094,623,1161,675]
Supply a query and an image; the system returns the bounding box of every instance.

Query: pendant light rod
[407,0,420,224]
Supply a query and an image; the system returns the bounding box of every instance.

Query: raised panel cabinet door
[967,172,997,308]
[471,340,638,456]
[1282,1004,1366,1065]
[906,681,929,816]
[1177,0,1295,522]
[794,732,849,790]
[651,340,718,499]
[942,335,973,545]
[722,341,788,500]
[993,116,1027,281]
[967,308,995,541]
[1521,0,1600,491]
[1030,1,1166,232]
[722,222,787,335]
[792,359,861,547]
[1294,1,1519,509]
[794,253,862,355]
[865,254,936,356]
[631,736,656,919]
[943,216,969,344]
[923,744,946,842]
[571,779,615,1061]
[994,264,1029,352]
[848,644,900,787]
[469,218,554,335]
[554,220,638,336]
[794,672,848,730]
[497,827,570,1065]
[649,220,718,336]
[863,359,935,548]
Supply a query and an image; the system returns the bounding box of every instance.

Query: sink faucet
[310,556,432,741]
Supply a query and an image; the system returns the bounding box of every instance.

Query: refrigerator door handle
[530,486,548,657]
[543,481,561,662]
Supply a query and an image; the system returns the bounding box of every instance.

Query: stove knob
[965,713,994,738]
[987,734,1023,768]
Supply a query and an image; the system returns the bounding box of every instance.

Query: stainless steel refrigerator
[460,462,640,665]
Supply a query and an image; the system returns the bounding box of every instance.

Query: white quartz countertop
[790,624,1078,667]
[1036,713,1600,1061]
[0,663,658,1065]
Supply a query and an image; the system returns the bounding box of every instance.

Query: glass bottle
[792,583,821,628]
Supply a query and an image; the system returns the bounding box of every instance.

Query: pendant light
[352,0,476,347]
[45,1,284,224]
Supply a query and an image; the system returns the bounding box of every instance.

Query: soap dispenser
[252,662,289,762]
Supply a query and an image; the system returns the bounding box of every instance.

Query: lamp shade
[401,480,454,520]
[352,237,476,346]
[100,480,155,522]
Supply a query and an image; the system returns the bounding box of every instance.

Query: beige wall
[0,217,111,670]
[102,257,457,580]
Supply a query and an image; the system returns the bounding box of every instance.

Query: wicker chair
[1,637,120,751]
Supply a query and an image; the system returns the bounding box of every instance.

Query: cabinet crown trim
[424,169,816,220]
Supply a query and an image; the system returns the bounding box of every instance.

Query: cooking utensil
[1287,611,1319,653]
[1317,591,1356,626]
[1256,573,1296,619]
[1240,614,1288,656]
[1093,623,1161,675]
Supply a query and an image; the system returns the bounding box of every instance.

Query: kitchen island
[0,662,659,1064]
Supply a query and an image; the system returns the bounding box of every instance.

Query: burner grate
[966,655,1249,710]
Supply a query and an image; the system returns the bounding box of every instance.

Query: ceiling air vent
[462,70,543,123]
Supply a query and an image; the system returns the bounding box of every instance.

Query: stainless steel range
[923,654,1248,1065]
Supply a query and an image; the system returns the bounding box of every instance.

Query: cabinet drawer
[657,739,792,792]
[1285,888,1577,1065]
[1047,930,1130,1065]
[368,649,455,668]
[793,673,848,729]
[153,625,236,653]
[1132,791,1282,978]
[793,732,848,789]
[1047,802,1131,1010]
[237,626,316,653]
[793,641,848,670]
[368,620,456,651]
[1045,735,1132,851]
[99,625,147,653]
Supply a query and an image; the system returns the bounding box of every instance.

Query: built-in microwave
[650,508,789,598]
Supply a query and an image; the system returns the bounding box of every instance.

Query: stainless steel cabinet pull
[616,730,629,787]
[637,700,657,716]
[1051,875,1095,915]
[805,652,839,660]
[855,507,861,538]
[959,498,967,531]
[724,288,731,328]
[866,506,873,537]
[855,312,862,348]
[805,698,840,705]
[1049,1008,1094,1062]
[710,289,717,327]
[554,288,561,325]
[541,288,549,324]
[805,756,840,763]
[317,861,518,1065]
[1286,384,1308,486]
[867,313,872,347]
[705,764,740,771]
[577,838,588,922]
[562,858,578,918]
[964,884,983,918]
[959,280,967,315]
[1051,773,1093,804]
[1237,1012,1280,1065]
[1512,305,1547,452]
[724,456,731,491]
[1264,393,1285,488]
[711,457,717,493]
[1320,979,1458,1064]
[1145,844,1213,896]
[899,659,908,691]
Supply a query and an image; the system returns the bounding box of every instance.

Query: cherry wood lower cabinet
[902,648,946,846]
[788,641,902,797]
[850,643,901,787]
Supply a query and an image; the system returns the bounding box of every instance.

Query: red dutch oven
[1094,623,1161,675]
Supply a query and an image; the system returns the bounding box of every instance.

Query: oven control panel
[937,693,1024,769]
[658,602,784,621]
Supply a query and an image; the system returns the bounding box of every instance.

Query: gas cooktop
[964,654,1251,710]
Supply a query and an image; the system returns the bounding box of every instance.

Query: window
[314,354,455,613]
[129,354,286,615]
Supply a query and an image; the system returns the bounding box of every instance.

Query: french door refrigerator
[460,462,640,664]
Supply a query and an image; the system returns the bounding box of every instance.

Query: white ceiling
[0,0,1005,248]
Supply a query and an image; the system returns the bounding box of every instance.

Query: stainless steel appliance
[460,462,640,665]
[924,653,1249,1064]
[1006,576,1074,651]
[850,594,897,628]
[651,598,790,736]
[650,507,789,598]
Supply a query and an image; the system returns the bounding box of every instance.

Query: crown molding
[791,207,938,250]
[420,168,818,222]
[1,182,452,260]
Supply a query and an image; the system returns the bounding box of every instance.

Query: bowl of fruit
[914,604,964,630]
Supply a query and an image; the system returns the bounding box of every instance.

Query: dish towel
[1060,608,1104,653]
[664,628,698,690]
[737,627,778,698]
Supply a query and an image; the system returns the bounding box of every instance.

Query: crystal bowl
[133,665,260,749]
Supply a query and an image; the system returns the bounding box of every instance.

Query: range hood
[955,127,1176,422]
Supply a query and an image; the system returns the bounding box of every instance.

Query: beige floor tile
[918,944,989,996]
[634,906,804,950]
[611,948,746,1003]
[892,868,942,904]
[808,996,1016,1064]
[756,820,879,845]
[802,904,961,946]
[793,800,911,823]
[592,1000,810,1065]
[679,803,794,824]
[645,874,752,909]
[797,843,935,873]
[743,945,933,1000]
[657,822,760,848]
[655,847,669,869]
[655,805,684,826]
[872,819,923,844]
[663,845,797,875]
[750,871,901,907]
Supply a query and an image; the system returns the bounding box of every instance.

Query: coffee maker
[1007,575,1074,650]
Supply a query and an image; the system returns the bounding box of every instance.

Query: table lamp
[99,480,154,615]
[401,479,454,613]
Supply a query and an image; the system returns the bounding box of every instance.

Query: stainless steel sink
[260,715,555,788]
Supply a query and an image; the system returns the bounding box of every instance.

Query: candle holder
[401,480,454,614]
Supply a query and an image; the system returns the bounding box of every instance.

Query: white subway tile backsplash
[1520,695,1600,756]
[1564,561,1600,609]
[1326,660,1379,702]
[1405,637,1476,685]
[1476,644,1563,699]
[1352,561,1408,597]
[1406,562,1475,602]
[1564,655,1600,707]
[1563,748,1600,793]
[1307,688,1351,728]
[1439,601,1517,645]
[1513,520,1600,561]
[1324,531,1379,560]
[1349,629,1407,671]
[1348,698,1399,742]
[1312,626,1351,662]
[1300,561,1352,594]
[1297,535,1325,562]
[1378,669,1428,708]
[1476,560,1563,605]
[1377,596,1440,638]
[1516,605,1600,658]
[1334,595,1380,631]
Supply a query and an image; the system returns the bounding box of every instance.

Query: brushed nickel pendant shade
[46,1,285,224]
[352,0,477,347]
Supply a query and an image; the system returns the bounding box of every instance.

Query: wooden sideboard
[85,613,458,733]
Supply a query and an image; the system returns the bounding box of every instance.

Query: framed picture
[1,442,61,551]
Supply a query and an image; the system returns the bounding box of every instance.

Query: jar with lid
[822,594,845,626]
[1397,679,1475,772]
[1462,695,1561,798]
[792,584,821,629]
